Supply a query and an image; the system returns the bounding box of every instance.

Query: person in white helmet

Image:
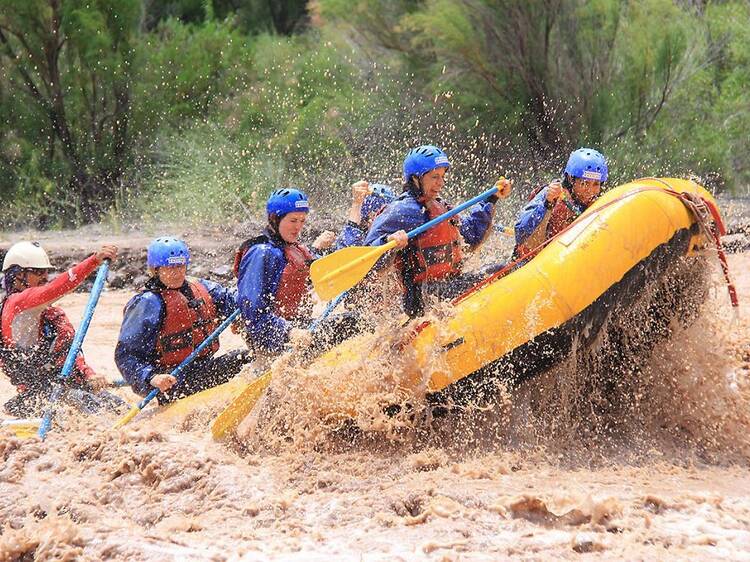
[0,241,118,417]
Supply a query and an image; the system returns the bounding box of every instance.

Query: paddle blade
[211,371,272,440]
[310,241,395,301]
[2,418,42,439]
[112,405,142,429]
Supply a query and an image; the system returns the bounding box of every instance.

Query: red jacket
[0,254,100,391]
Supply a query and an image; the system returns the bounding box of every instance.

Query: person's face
[157,265,187,289]
[420,167,447,201]
[571,178,602,206]
[21,268,48,288]
[278,212,307,243]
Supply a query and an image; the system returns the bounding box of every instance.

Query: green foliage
[138,29,406,220]
[143,0,310,35]
[225,0,309,35]
[704,1,750,187]
[141,0,208,30]
[237,32,382,169]
[319,0,750,192]
[3,0,750,230]
[0,0,139,223]
[136,124,285,224]
[131,18,252,128]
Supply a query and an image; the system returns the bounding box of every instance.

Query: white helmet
[2,241,53,271]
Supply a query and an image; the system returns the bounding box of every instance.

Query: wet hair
[1,271,12,295]
[263,223,287,247]
[402,178,422,198]
[1,266,23,295]
[144,275,167,291]
[268,213,282,234]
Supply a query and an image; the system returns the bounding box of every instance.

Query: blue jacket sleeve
[334,223,365,250]
[364,199,426,247]
[114,293,163,396]
[363,198,426,272]
[236,244,290,354]
[199,279,237,319]
[458,201,494,248]
[515,187,549,246]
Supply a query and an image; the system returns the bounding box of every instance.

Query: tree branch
[0,26,51,110]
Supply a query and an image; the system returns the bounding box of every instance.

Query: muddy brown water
[1,254,750,560]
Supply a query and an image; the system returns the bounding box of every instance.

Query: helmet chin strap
[563,174,587,208]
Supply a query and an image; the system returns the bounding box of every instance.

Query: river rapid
[1,251,749,561]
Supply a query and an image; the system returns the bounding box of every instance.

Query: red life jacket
[546,197,578,239]
[400,199,463,284]
[0,303,92,391]
[514,185,582,259]
[275,244,314,319]
[154,281,220,368]
[234,235,314,320]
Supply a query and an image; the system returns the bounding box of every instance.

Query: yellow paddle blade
[112,405,141,430]
[154,377,249,423]
[1,418,41,439]
[310,240,397,301]
[211,371,272,440]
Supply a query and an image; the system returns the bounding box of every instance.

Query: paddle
[210,291,348,440]
[1,418,43,439]
[37,259,110,440]
[113,308,242,429]
[310,186,501,301]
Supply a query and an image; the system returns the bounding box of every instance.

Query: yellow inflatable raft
[155,177,725,427]
[289,177,723,412]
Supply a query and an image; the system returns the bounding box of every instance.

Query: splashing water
[1,245,750,559]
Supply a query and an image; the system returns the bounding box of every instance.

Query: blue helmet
[403,145,451,182]
[564,148,608,183]
[361,184,396,220]
[147,237,190,268]
[266,188,309,217]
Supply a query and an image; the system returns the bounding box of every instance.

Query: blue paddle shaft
[172,309,241,381]
[406,186,498,240]
[135,308,243,411]
[59,262,110,379]
[38,259,110,439]
[129,289,346,419]
[310,291,347,331]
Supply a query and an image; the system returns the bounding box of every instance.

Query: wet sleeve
[236,246,290,354]
[514,187,550,246]
[362,202,426,272]
[114,293,163,396]
[199,279,237,320]
[459,201,494,248]
[334,223,365,250]
[10,254,101,313]
[364,201,425,247]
